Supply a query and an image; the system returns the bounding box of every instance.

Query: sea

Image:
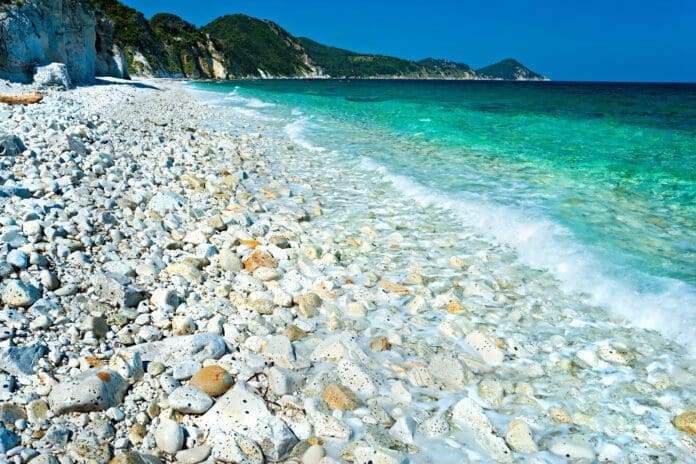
[192,79,696,352]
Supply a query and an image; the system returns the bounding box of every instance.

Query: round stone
[188,365,234,397]
[168,386,213,414]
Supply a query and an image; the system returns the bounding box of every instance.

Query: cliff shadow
[92,78,161,91]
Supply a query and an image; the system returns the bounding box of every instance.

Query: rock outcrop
[0,0,96,83]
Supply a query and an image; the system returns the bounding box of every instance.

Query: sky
[121,0,696,82]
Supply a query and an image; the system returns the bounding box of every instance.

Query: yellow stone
[380,280,411,296]
[189,365,234,397]
[369,336,390,352]
[674,412,696,436]
[446,300,467,314]
[322,383,360,411]
[243,250,276,272]
[285,325,308,342]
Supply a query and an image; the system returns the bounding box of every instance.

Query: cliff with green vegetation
[202,15,317,78]
[0,0,547,82]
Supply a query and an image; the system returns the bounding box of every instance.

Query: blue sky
[121,0,695,82]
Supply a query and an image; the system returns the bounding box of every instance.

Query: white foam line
[359,157,696,351]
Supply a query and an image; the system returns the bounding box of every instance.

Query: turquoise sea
[193,80,696,349]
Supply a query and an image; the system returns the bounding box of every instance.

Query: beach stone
[428,353,471,390]
[353,446,406,464]
[109,350,144,383]
[0,402,25,425]
[296,292,322,317]
[218,248,242,272]
[323,383,360,410]
[150,288,178,310]
[478,379,505,408]
[172,315,196,335]
[419,415,449,437]
[165,262,203,283]
[407,365,434,387]
[504,418,538,453]
[172,360,202,380]
[370,336,390,352]
[674,411,696,436]
[68,434,112,463]
[168,386,213,414]
[305,400,351,440]
[2,280,40,307]
[149,190,184,215]
[48,370,128,415]
[243,250,277,273]
[109,452,161,464]
[0,422,19,453]
[389,416,417,445]
[302,444,326,464]
[93,273,146,308]
[154,418,183,453]
[285,324,308,341]
[548,436,595,461]
[465,331,505,364]
[337,359,379,396]
[7,249,28,268]
[34,63,72,89]
[126,333,226,366]
[175,445,211,464]
[262,335,295,367]
[189,365,234,396]
[26,399,50,424]
[0,343,46,376]
[451,398,513,463]
[207,429,263,464]
[195,381,298,461]
[0,134,25,157]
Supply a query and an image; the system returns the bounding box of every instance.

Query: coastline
[0,78,695,463]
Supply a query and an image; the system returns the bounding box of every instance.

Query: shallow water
[188,80,696,462]
[193,79,696,351]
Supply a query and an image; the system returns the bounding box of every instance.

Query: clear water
[193,80,696,349]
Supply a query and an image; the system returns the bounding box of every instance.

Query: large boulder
[33,63,72,89]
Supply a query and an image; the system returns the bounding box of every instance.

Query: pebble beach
[0,78,695,464]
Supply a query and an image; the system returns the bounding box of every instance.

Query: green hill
[3,0,547,81]
[202,15,317,78]
[150,13,228,79]
[89,0,170,76]
[298,38,423,78]
[476,58,546,80]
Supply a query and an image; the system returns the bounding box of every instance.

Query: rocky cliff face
[0,0,96,83]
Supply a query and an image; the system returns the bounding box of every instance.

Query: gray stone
[0,423,19,453]
[154,418,183,453]
[207,429,263,464]
[196,381,298,461]
[0,134,25,157]
[92,272,146,308]
[2,280,40,308]
[127,333,226,366]
[148,190,185,215]
[168,386,213,414]
[0,343,46,376]
[175,445,211,464]
[48,370,128,414]
[7,249,28,268]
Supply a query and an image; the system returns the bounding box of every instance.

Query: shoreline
[0,78,695,464]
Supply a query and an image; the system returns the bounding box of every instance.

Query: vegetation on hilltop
[476,58,546,80]
[150,13,227,78]
[202,14,315,77]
